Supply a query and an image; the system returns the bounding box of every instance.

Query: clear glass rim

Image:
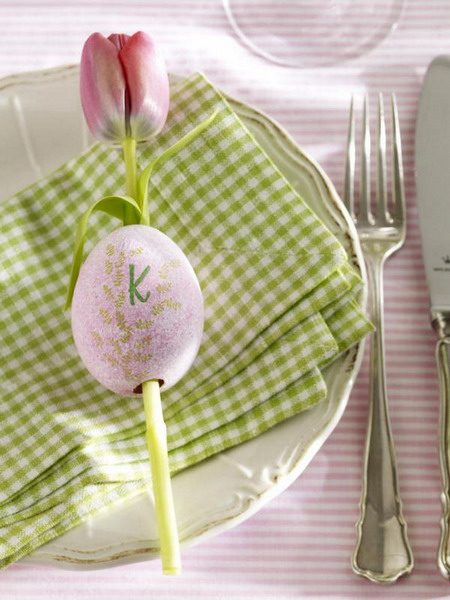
[222,0,406,69]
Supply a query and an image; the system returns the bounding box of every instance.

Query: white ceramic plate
[0,65,366,569]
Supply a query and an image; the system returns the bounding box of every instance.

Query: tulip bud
[80,31,170,143]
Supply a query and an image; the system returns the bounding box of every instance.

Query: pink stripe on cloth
[2,0,450,598]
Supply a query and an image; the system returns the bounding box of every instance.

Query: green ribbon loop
[65,194,141,309]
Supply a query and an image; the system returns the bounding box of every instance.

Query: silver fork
[345,94,414,583]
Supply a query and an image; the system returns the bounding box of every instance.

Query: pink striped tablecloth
[1,1,449,598]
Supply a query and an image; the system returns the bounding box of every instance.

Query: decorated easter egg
[71,225,204,396]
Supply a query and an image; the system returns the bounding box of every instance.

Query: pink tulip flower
[80,31,170,143]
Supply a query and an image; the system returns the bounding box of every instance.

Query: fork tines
[344,94,405,227]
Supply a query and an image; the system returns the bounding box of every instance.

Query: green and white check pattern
[0,73,373,567]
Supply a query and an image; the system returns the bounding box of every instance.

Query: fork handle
[433,311,450,579]
[352,254,414,583]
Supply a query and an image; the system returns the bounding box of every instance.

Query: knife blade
[416,56,450,312]
[416,55,450,579]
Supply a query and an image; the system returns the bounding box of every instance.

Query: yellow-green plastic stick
[142,379,181,575]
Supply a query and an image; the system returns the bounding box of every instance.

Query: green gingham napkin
[0,73,372,567]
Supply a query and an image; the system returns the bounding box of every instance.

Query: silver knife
[416,55,450,579]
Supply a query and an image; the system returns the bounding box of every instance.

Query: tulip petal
[80,33,127,142]
[107,33,130,52]
[118,31,170,141]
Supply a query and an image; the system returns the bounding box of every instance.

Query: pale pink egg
[71,225,204,396]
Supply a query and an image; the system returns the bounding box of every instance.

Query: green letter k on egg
[128,264,150,306]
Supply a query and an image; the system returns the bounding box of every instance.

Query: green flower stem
[142,380,181,576]
[137,110,219,227]
[122,137,138,225]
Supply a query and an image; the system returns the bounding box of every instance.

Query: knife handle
[433,311,450,578]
